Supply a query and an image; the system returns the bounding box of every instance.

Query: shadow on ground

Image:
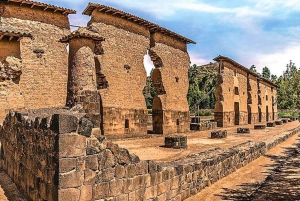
[216,136,300,201]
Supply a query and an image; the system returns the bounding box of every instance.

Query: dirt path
[114,121,300,162]
[186,132,300,201]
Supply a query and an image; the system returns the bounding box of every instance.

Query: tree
[262,66,271,79]
[143,69,156,109]
[276,60,300,111]
[250,65,257,73]
[187,63,217,113]
[271,74,277,82]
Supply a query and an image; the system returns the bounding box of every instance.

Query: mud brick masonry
[0,0,76,121]
[1,110,298,201]
[60,3,195,137]
[214,56,278,127]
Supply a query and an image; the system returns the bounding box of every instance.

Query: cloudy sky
[45,0,300,76]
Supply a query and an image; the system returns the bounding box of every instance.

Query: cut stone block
[254,125,266,129]
[211,130,227,138]
[165,135,187,149]
[237,128,250,133]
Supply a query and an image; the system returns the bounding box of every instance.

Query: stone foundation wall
[0,111,60,201]
[2,109,298,201]
[214,111,235,127]
[102,107,148,138]
[74,90,101,128]
[59,125,300,201]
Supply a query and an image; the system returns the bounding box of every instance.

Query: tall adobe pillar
[60,27,105,129]
[60,27,105,108]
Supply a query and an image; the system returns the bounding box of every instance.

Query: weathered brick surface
[0,2,71,122]
[214,57,278,127]
[64,4,193,137]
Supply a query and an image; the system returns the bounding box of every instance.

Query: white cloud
[254,0,300,11]
[189,52,211,66]
[254,44,300,76]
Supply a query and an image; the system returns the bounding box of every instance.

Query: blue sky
[44,0,300,76]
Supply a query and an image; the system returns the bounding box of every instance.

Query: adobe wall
[260,81,275,121]
[0,39,20,61]
[150,34,191,134]
[0,3,70,29]
[214,61,248,127]
[272,88,278,119]
[0,3,71,122]
[85,11,150,137]
[215,59,278,127]
[1,109,299,201]
[247,74,259,124]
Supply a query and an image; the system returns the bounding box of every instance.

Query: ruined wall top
[83,2,196,45]
[1,0,76,14]
[214,55,278,88]
[0,0,76,28]
[59,27,105,43]
[0,29,32,40]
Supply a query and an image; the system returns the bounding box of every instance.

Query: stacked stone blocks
[1,110,300,201]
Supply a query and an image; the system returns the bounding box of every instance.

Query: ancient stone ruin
[0,1,285,201]
[214,56,278,127]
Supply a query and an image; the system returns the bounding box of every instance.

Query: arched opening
[143,50,155,110]
[152,96,163,134]
[143,50,155,76]
[152,69,166,95]
[94,57,106,136]
[247,105,251,124]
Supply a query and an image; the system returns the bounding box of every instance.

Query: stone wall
[0,2,72,122]
[247,74,259,124]
[214,56,278,127]
[0,109,86,201]
[87,18,149,137]
[59,122,300,201]
[150,40,190,135]
[1,109,299,201]
[71,4,193,136]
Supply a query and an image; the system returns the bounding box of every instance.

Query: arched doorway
[152,96,163,134]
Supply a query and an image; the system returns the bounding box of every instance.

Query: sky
[44,0,300,76]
